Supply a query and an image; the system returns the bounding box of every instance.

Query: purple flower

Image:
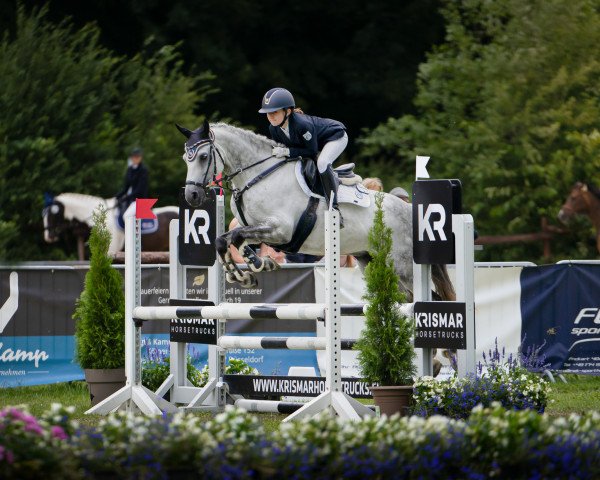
[51,425,68,440]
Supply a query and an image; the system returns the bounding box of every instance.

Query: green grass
[1,375,599,429]
[545,374,600,417]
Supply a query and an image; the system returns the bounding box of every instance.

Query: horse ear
[202,118,210,138]
[175,123,193,139]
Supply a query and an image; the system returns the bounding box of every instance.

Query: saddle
[301,159,363,197]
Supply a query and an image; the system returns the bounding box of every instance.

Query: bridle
[184,132,297,200]
[183,130,300,225]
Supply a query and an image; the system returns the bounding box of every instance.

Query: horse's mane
[56,192,114,223]
[57,192,107,203]
[212,122,277,150]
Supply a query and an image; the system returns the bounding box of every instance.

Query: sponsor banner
[223,374,373,398]
[414,301,467,349]
[521,264,600,374]
[0,266,317,386]
[0,336,83,387]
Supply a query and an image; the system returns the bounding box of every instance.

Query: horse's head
[176,119,216,207]
[42,197,66,243]
[558,182,590,225]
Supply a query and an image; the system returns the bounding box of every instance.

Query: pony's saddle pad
[116,213,159,233]
[295,160,371,207]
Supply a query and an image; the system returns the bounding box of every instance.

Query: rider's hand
[272,146,290,158]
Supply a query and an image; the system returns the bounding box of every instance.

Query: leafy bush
[142,357,259,392]
[3,404,600,478]
[142,356,203,392]
[72,207,125,369]
[412,340,551,418]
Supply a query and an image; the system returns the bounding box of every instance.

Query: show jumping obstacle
[88,174,475,419]
[88,195,388,420]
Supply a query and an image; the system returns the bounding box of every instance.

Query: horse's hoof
[226,272,237,283]
[248,258,265,273]
[240,271,258,288]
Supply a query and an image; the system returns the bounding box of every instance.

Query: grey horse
[176,120,455,302]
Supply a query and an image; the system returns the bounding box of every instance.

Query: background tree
[7,0,445,147]
[358,0,600,261]
[0,6,212,260]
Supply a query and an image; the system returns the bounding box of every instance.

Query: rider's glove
[272,146,290,158]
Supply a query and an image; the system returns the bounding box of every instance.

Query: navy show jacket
[116,162,149,201]
[268,113,346,159]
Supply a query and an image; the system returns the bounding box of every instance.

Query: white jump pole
[133,302,414,321]
[86,206,178,415]
[454,214,476,377]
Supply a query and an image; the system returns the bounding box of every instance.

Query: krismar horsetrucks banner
[1,262,600,387]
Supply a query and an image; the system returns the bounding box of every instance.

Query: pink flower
[24,420,44,436]
[50,426,68,440]
[0,446,15,465]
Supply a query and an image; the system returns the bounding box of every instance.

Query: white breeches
[317,132,348,173]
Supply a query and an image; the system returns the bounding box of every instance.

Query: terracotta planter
[370,385,414,417]
[84,368,126,406]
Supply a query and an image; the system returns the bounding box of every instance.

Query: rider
[258,87,348,226]
[116,147,149,224]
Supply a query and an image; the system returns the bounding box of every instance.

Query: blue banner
[521,264,600,374]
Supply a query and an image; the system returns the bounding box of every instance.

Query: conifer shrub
[355,193,416,385]
[73,207,125,369]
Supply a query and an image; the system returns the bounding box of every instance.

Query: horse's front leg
[214,230,251,286]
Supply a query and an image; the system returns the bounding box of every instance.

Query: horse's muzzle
[557,209,572,225]
[184,183,206,208]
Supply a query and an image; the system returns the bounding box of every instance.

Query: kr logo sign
[417,204,447,242]
[178,188,217,266]
[412,179,461,264]
[183,209,211,245]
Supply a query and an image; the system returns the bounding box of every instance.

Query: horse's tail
[431,264,456,301]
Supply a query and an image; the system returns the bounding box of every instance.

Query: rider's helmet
[258,88,295,113]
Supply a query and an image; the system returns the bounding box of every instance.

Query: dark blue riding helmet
[258,88,295,113]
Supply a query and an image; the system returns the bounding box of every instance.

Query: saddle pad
[294,161,371,208]
[140,218,159,234]
[116,211,159,233]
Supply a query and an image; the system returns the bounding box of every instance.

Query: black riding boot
[320,165,344,228]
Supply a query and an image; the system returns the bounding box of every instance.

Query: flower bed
[413,341,551,419]
[2,404,600,479]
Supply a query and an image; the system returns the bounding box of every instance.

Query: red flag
[136,198,158,219]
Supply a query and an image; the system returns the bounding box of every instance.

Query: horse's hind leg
[230,226,281,276]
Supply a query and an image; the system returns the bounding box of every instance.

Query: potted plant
[355,193,416,416]
[73,206,126,406]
